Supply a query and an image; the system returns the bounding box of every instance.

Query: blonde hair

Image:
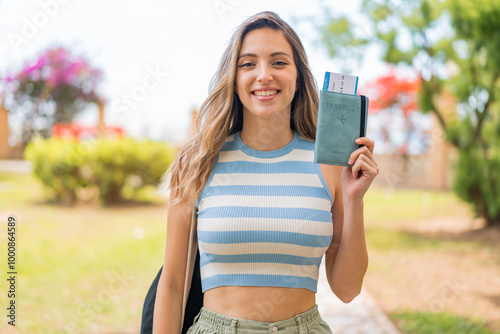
[163,11,319,205]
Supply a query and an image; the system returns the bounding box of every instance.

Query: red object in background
[360,69,421,116]
[358,69,424,156]
[53,123,125,140]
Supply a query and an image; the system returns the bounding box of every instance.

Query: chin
[254,107,287,117]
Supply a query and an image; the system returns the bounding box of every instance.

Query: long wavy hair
[162,11,319,205]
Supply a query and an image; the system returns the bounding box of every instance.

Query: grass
[362,186,500,333]
[392,312,499,334]
[365,228,477,252]
[0,172,167,333]
[363,186,485,268]
[364,186,473,225]
[0,173,498,333]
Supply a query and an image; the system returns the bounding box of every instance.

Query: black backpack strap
[140,250,203,334]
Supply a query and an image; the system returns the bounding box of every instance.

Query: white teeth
[253,90,278,96]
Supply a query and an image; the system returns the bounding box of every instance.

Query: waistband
[191,304,323,333]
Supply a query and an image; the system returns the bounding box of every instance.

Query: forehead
[239,27,293,57]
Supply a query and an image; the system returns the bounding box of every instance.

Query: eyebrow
[237,52,292,60]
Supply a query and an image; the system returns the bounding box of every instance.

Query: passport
[314,90,369,167]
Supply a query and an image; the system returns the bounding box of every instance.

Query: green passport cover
[314,90,369,167]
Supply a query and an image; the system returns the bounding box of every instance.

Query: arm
[322,137,378,303]
[153,196,195,333]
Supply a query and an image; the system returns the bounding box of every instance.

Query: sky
[0,0,387,144]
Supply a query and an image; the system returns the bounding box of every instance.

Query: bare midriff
[202,286,316,322]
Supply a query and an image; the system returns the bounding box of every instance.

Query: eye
[274,61,289,66]
[238,62,254,68]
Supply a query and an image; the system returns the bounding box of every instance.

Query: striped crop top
[195,130,334,293]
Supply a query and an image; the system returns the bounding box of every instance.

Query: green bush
[24,137,176,205]
[24,137,90,205]
[89,138,176,205]
[451,119,500,226]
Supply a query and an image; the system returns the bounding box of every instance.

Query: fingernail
[348,159,352,165]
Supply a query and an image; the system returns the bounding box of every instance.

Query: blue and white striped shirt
[196,130,334,292]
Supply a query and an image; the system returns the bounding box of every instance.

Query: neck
[240,118,294,151]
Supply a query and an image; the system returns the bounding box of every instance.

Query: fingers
[355,137,375,154]
[348,137,378,178]
[348,138,377,167]
[351,153,379,179]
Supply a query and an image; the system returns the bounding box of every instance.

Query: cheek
[288,74,298,93]
[235,73,247,95]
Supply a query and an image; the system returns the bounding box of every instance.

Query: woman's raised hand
[341,137,379,202]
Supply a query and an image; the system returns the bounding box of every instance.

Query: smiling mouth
[252,90,280,96]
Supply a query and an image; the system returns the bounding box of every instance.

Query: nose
[256,63,273,83]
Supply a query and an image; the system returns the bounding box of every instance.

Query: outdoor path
[1,160,401,333]
[0,159,32,174]
[316,260,401,334]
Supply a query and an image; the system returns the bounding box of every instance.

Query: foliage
[365,70,420,116]
[452,128,500,226]
[362,70,423,154]
[24,136,90,204]
[317,0,500,226]
[4,46,103,147]
[24,137,176,205]
[89,138,176,205]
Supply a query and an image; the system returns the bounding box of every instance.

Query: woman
[153,11,378,334]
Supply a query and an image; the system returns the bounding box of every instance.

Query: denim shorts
[186,304,332,334]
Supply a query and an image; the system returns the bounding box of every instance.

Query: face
[235,27,298,123]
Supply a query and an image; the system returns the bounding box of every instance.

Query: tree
[361,69,423,156]
[4,46,103,149]
[317,0,500,226]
